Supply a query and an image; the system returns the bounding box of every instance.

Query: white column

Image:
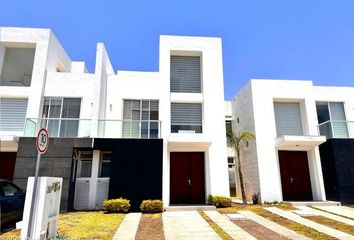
[307,148,326,201]
[88,150,100,208]
[0,45,5,78]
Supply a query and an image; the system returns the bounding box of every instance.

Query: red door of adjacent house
[0,152,17,181]
[278,151,313,201]
[170,152,205,204]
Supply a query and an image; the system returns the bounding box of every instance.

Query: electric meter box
[20,177,62,240]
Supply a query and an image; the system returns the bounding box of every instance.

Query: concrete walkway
[112,213,141,240]
[266,207,354,240]
[313,205,354,219]
[238,210,311,240]
[204,211,256,240]
[163,211,221,240]
[298,206,354,226]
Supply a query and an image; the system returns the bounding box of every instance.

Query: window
[171,103,202,133]
[316,102,348,138]
[1,182,20,196]
[42,97,81,137]
[123,99,159,138]
[274,102,303,136]
[78,151,93,178]
[170,56,201,93]
[99,152,111,178]
[226,120,232,133]
[227,157,236,197]
[0,47,35,87]
[0,98,28,131]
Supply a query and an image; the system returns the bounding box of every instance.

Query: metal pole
[26,151,41,240]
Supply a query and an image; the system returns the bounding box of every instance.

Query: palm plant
[227,130,255,205]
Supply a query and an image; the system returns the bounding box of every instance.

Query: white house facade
[1,27,354,210]
[231,79,354,204]
[0,27,229,211]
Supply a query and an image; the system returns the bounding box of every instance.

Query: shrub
[208,195,232,208]
[103,198,130,213]
[252,192,260,204]
[140,199,164,213]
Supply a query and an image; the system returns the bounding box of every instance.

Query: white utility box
[19,177,62,240]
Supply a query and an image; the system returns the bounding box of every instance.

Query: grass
[305,216,354,235]
[311,206,354,221]
[218,204,336,240]
[198,211,233,240]
[0,211,125,240]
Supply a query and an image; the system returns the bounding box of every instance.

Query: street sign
[26,127,49,239]
[36,128,49,154]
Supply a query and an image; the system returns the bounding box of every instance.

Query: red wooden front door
[170,152,205,204]
[278,151,313,201]
[0,152,17,181]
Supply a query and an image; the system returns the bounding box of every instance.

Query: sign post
[26,128,49,239]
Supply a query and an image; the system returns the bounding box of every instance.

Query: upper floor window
[42,97,81,137]
[0,47,35,87]
[171,103,202,133]
[226,120,232,133]
[0,98,28,131]
[316,102,348,138]
[123,99,159,138]
[170,56,201,93]
[274,102,303,136]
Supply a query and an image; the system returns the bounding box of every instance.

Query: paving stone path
[163,211,221,240]
[238,210,311,240]
[313,205,354,219]
[266,207,354,240]
[204,210,256,240]
[298,206,354,226]
[112,212,141,240]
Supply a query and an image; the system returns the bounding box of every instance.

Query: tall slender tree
[227,130,255,205]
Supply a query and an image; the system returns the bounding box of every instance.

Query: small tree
[227,130,255,205]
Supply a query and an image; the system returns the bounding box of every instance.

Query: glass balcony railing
[317,120,354,139]
[97,119,161,139]
[24,118,91,138]
[23,118,161,139]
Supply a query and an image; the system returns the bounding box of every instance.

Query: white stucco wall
[232,82,260,200]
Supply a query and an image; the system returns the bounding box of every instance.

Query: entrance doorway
[0,152,16,181]
[170,152,205,204]
[74,150,111,209]
[278,151,313,201]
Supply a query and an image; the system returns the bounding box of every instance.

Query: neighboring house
[0,27,230,211]
[232,79,354,204]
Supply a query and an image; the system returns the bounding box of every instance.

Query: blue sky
[1,1,354,99]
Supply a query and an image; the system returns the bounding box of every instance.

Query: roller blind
[329,102,348,138]
[171,103,202,125]
[274,102,303,136]
[0,98,28,131]
[170,56,201,93]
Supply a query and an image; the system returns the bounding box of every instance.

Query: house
[231,79,354,204]
[0,27,230,211]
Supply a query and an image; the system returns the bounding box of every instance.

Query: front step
[165,205,216,211]
[283,201,341,207]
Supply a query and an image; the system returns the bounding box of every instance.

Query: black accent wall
[319,139,354,204]
[14,137,92,211]
[93,138,163,211]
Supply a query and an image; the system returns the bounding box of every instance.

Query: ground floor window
[228,157,236,197]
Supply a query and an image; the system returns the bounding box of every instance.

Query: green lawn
[0,211,125,240]
[217,204,336,240]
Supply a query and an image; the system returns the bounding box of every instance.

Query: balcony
[98,119,161,138]
[24,118,91,138]
[24,118,161,139]
[317,120,354,139]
